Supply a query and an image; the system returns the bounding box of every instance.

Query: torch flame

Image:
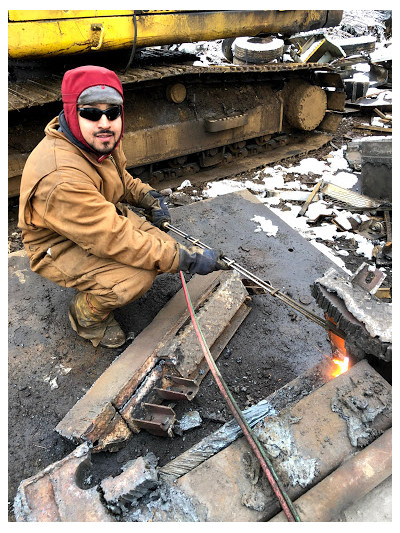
[325,319,350,377]
[331,355,349,377]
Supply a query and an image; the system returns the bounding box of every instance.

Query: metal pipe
[165,222,344,338]
[269,428,392,522]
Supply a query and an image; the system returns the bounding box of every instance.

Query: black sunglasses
[77,106,122,122]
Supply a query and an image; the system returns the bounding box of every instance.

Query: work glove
[139,190,171,230]
[178,245,230,275]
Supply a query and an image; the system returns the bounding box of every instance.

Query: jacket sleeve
[42,178,180,272]
[121,169,155,206]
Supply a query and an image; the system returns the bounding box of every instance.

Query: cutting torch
[163,221,345,339]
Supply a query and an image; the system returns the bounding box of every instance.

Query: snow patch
[251,215,278,237]
[203,179,246,198]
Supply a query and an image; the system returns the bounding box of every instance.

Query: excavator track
[9,59,341,111]
[8,55,345,196]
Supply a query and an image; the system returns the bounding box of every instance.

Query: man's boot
[68,292,126,348]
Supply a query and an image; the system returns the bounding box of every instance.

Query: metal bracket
[351,263,386,295]
[130,403,176,437]
[155,375,199,401]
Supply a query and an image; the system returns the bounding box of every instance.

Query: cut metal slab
[313,267,391,360]
[13,443,115,522]
[169,360,391,522]
[270,428,392,522]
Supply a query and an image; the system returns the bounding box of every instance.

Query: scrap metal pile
[9,10,392,523]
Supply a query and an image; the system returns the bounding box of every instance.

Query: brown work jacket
[18,117,180,275]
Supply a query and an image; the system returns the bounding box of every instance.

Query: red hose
[179,271,300,522]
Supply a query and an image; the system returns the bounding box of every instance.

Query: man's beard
[91,130,118,154]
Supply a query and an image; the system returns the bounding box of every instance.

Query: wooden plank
[297,180,322,217]
[354,124,392,133]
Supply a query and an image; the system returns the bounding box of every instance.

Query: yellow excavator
[8,10,344,197]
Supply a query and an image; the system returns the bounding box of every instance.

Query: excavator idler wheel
[283,80,327,131]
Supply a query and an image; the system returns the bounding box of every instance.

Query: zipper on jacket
[108,155,126,192]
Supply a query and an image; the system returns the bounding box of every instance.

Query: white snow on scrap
[251,215,278,237]
[285,157,329,175]
[201,146,379,267]
[323,171,359,188]
[178,179,192,190]
[304,200,332,220]
[203,179,247,198]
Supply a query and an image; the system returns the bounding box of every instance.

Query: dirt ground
[8,111,392,522]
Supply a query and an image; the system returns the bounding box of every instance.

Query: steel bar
[164,222,344,337]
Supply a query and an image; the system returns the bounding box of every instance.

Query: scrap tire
[221,38,235,62]
[233,36,284,64]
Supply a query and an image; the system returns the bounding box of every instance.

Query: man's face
[77,103,122,155]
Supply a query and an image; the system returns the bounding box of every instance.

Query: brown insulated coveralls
[18,118,181,315]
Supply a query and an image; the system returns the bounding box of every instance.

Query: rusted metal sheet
[14,443,115,522]
[80,404,131,452]
[118,273,250,434]
[169,360,391,522]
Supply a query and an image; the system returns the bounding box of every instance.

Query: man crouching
[18,65,227,348]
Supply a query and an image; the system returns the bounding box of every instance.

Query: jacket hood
[61,65,124,161]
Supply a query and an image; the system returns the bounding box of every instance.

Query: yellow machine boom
[8,10,343,59]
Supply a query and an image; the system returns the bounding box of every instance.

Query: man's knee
[38,245,159,311]
[110,268,157,308]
